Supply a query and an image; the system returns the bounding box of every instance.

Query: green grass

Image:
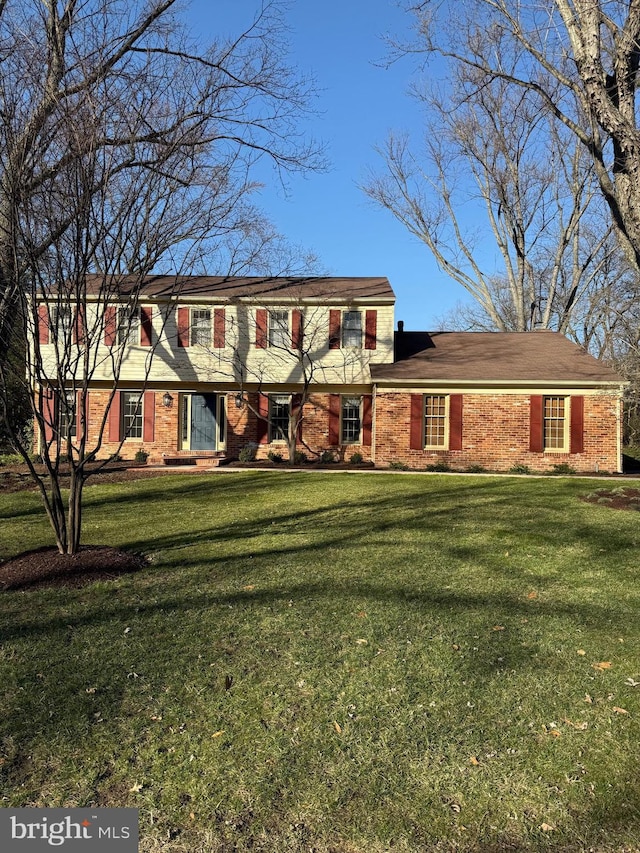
[1,471,640,852]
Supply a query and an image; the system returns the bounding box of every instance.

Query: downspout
[617,385,624,474]
[371,382,377,465]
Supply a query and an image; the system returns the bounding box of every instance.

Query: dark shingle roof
[370,331,623,385]
[83,274,395,302]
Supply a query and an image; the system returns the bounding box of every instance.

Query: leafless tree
[0,0,322,368]
[364,55,622,333]
[200,302,368,463]
[399,0,640,275]
[0,0,322,554]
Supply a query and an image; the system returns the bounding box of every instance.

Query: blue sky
[188,0,473,330]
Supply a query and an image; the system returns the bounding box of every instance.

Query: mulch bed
[0,462,175,494]
[0,545,148,591]
[580,487,640,511]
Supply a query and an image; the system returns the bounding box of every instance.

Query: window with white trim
[122,392,143,439]
[190,309,211,346]
[341,396,362,443]
[58,390,76,439]
[543,396,568,451]
[118,306,140,345]
[342,311,362,348]
[269,310,289,348]
[269,394,290,442]
[424,395,447,448]
[51,306,73,342]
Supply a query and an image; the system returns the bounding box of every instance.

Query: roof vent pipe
[398,320,404,333]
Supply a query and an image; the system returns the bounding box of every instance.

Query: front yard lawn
[1,471,640,852]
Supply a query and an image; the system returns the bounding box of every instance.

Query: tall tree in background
[0,0,322,554]
[400,0,640,276]
[364,45,623,337]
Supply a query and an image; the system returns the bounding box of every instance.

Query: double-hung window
[122,392,143,439]
[118,306,140,345]
[543,396,567,451]
[58,390,76,439]
[341,396,362,443]
[52,306,73,343]
[424,395,447,448]
[191,309,211,346]
[269,394,290,442]
[342,311,362,348]
[269,310,289,348]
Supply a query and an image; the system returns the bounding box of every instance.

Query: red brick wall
[38,387,621,473]
[374,392,621,473]
[47,389,374,463]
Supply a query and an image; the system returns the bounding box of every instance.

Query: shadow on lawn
[2,474,639,848]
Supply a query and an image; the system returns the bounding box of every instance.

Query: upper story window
[118,306,140,345]
[269,310,289,348]
[191,309,211,346]
[51,306,73,342]
[342,311,362,348]
[329,309,377,350]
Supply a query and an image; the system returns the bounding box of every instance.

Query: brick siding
[374,392,621,473]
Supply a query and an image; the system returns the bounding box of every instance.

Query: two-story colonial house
[34,275,626,472]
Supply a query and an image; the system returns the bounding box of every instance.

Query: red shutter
[104,306,117,346]
[257,393,269,444]
[255,309,267,349]
[365,310,377,350]
[143,391,155,442]
[362,394,373,447]
[449,394,463,451]
[214,308,225,348]
[73,305,86,345]
[292,309,303,350]
[76,391,88,442]
[329,310,341,349]
[109,391,122,442]
[140,307,152,347]
[177,307,190,347]
[570,395,584,454]
[410,395,424,450]
[38,305,50,344]
[42,386,55,443]
[529,395,544,452]
[328,394,341,445]
[292,393,303,441]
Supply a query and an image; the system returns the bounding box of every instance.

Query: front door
[190,394,217,450]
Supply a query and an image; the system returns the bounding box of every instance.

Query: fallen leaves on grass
[333,721,342,734]
[592,661,612,672]
[612,706,629,715]
[562,718,588,731]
